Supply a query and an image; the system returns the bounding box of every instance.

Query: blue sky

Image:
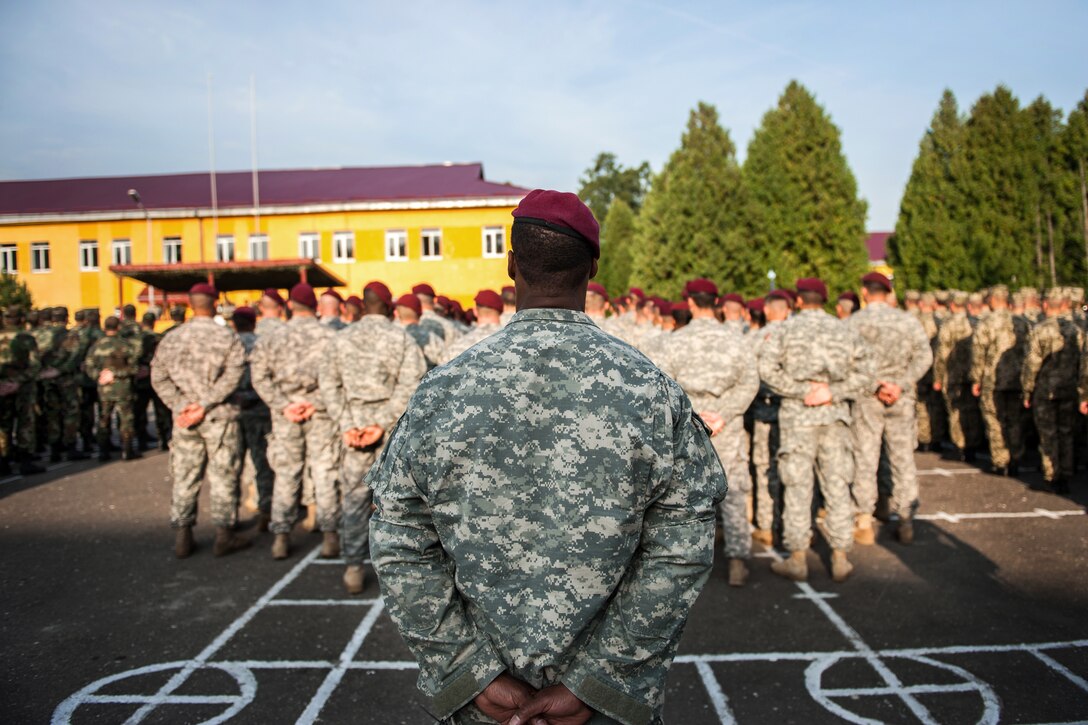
[1,1,1085,229]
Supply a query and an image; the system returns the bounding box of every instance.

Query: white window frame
[482,226,505,258]
[298,232,320,262]
[79,240,99,271]
[420,228,442,260]
[248,233,269,261]
[31,242,50,273]
[162,237,182,264]
[333,231,355,263]
[216,235,235,263]
[1,244,17,273]
[112,238,132,266]
[385,229,408,262]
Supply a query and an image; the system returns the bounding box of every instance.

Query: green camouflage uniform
[75,321,104,447]
[35,322,78,452]
[0,325,41,460]
[970,308,1030,468]
[30,322,54,451]
[83,334,139,448]
[1022,312,1084,483]
[369,308,726,724]
[934,306,982,451]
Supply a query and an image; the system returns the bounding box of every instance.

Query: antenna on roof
[250,74,261,235]
[206,72,218,256]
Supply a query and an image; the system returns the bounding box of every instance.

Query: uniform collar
[508,308,594,326]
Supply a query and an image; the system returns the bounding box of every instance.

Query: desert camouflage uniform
[151,317,245,528]
[934,308,982,451]
[847,301,932,520]
[320,314,425,567]
[84,334,139,448]
[0,325,41,460]
[656,317,757,560]
[758,309,874,553]
[970,308,1030,468]
[255,317,285,337]
[236,331,274,516]
[250,316,340,534]
[916,309,946,447]
[749,322,783,533]
[402,322,445,370]
[1022,312,1084,483]
[369,308,725,724]
[439,321,502,364]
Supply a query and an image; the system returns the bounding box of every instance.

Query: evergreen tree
[576,152,652,224]
[743,81,869,297]
[888,90,971,290]
[0,274,32,309]
[629,102,749,298]
[1021,95,1066,288]
[596,197,636,298]
[1058,91,1088,286]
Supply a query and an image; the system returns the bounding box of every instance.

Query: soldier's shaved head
[509,223,595,300]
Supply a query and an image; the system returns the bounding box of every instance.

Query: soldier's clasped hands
[474,673,591,725]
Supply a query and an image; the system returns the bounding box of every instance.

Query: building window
[385,230,408,262]
[249,234,269,261]
[112,239,132,266]
[421,228,442,260]
[483,226,505,258]
[216,235,235,262]
[333,231,355,263]
[1,245,17,273]
[299,232,320,262]
[163,237,182,264]
[79,240,99,271]
[31,242,50,272]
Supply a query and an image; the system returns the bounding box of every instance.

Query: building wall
[0,205,515,319]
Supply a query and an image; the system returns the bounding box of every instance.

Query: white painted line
[83,695,239,704]
[311,558,371,565]
[267,599,379,606]
[916,509,1084,523]
[884,639,1088,657]
[918,467,985,477]
[793,592,839,600]
[694,661,736,725]
[676,651,853,664]
[296,599,386,724]
[0,476,20,485]
[1030,650,1088,695]
[347,660,420,671]
[223,660,335,669]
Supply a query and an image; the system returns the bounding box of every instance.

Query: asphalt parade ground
[2,449,1087,724]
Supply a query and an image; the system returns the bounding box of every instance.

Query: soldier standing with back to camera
[230,306,275,531]
[0,307,43,476]
[84,316,141,461]
[934,291,982,461]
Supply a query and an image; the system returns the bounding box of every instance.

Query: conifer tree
[596,197,636,298]
[1058,91,1088,285]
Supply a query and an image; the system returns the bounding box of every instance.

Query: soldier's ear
[507,250,516,282]
[589,259,599,280]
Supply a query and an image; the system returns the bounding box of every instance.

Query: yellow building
[0,163,528,319]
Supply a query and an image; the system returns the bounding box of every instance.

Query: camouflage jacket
[402,322,445,369]
[440,322,502,364]
[934,312,975,388]
[846,301,932,405]
[37,324,75,375]
[757,309,874,427]
[84,334,139,382]
[250,315,335,415]
[0,328,41,385]
[1022,313,1084,401]
[421,309,459,343]
[970,308,1030,391]
[255,317,286,337]
[119,319,141,340]
[320,315,347,332]
[150,316,245,420]
[74,325,104,387]
[655,317,759,422]
[748,321,782,423]
[234,331,270,417]
[917,312,940,387]
[319,314,426,435]
[368,308,726,724]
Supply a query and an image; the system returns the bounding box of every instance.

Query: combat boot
[302,505,318,532]
[257,512,271,533]
[831,550,854,582]
[896,517,914,545]
[175,526,194,558]
[271,533,290,560]
[853,513,876,545]
[321,531,341,559]
[728,558,749,587]
[213,527,251,557]
[121,442,142,461]
[343,565,365,595]
[1008,461,1020,478]
[771,551,808,582]
[751,529,773,547]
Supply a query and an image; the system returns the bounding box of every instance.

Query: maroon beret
[450,300,465,315]
[474,289,503,312]
[796,277,829,302]
[612,295,630,306]
[683,278,719,298]
[189,282,217,297]
[345,295,363,308]
[653,298,671,315]
[747,298,765,313]
[465,309,477,325]
[512,189,600,259]
[363,281,393,306]
[861,272,892,292]
[412,283,436,297]
[262,288,285,306]
[721,293,745,306]
[395,293,422,316]
[435,295,451,311]
[232,306,256,323]
[628,287,646,301]
[838,290,860,306]
[290,283,318,308]
[671,301,689,313]
[321,288,344,303]
[586,282,608,298]
[766,289,794,304]
[501,285,516,295]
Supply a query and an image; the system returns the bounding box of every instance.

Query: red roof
[0,163,528,216]
[866,232,891,262]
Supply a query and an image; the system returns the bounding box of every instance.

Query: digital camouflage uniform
[656,317,758,560]
[0,324,41,461]
[236,331,275,516]
[151,317,245,529]
[250,315,340,534]
[758,309,874,554]
[748,322,783,535]
[970,307,1030,468]
[934,307,982,451]
[402,322,445,370]
[320,314,425,567]
[916,309,946,447]
[133,328,170,447]
[421,308,459,344]
[369,308,726,725]
[847,301,932,520]
[1022,312,1084,483]
[83,334,140,449]
[439,321,502,364]
[255,316,285,337]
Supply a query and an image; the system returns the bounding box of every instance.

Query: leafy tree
[576,152,652,225]
[0,274,32,309]
[1057,90,1088,286]
[596,197,636,297]
[743,81,869,297]
[888,90,971,290]
[629,102,749,298]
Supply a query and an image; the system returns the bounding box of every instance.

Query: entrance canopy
[110,258,346,293]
